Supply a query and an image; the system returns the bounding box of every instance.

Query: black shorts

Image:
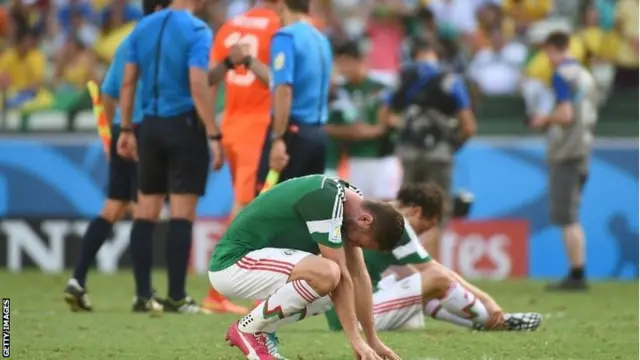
[256,122,327,195]
[137,111,209,196]
[108,125,138,202]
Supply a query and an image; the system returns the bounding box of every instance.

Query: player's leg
[209,248,340,359]
[546,159,589,291]
[419,261,542,331]
[161,116,210,313]
[420,161,453,259]
[129,118,166,314]
[203,139,254,315]
[64,125,134,312]
[371,156,402,201]
[372,273,425,331]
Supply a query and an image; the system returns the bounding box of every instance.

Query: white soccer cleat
[473,312,542,332]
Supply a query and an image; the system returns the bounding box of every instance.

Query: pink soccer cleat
[225,321,275,360]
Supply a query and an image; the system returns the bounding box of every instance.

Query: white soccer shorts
[373,273,425,331]
[208,247,312,300]
[348,156,402,200]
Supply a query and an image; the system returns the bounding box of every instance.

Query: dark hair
[397,183,444,221]
[363,200,405,252]
[334,40,362,59]
[410,37,434,60]
[545,31,570,50]
[284,0,310,14]
[143,0,171,16]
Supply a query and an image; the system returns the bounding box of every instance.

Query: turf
[2,271,638,360]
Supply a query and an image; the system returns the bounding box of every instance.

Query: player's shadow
[609,213,639,278]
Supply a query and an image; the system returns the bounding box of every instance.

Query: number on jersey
[223,32,259,86]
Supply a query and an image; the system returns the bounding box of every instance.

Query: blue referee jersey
[101,35,143,125]
[126,9,212,117]
[270,21,332,124]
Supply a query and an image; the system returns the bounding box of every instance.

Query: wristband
[208,133,223,141]
[223,56,235,70]
[270,131,285,142]
[243,56,253,67]
[120,126,133,133]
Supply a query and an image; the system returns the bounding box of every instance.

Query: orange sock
[207,288,226,302]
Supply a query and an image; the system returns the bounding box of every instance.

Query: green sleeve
[392,219,432,265]
[324,307,343,331]
[293,180,345,248]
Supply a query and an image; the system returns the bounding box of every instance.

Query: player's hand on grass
[369,337,401,360]
[269,138,289,172]
[209,139,224,171]
[352,340,383,360]
[117,132,137,161]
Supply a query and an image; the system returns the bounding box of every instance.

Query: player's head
[143,0,171,15]
[278,0,310,23]
[395,183,444,234]
[343,200,405,252]
[410,37,437,62]
[544,31,570,66]
[333,41,365,82]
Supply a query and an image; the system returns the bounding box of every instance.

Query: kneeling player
[209,175,404,360]
[250,183,541,347]
[327,183,542,332]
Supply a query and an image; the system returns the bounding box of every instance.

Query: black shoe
[472,312,542,332]
[546,277,588,292]
[64,279,93,312]
[159,296,202,314]
[132,292,163,316]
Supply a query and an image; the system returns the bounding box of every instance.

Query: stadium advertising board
[0,137,636,279]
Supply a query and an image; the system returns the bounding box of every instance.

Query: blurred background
[0,0,637,281]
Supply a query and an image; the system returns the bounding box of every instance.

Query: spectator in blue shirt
[255,0,333,192]
[117,0,223,314]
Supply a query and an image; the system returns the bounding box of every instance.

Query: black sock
[72,217,113,288]
[130,220,155,298]
[166,219,193,301]
[570,266,585,280]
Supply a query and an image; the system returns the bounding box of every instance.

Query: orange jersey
[211,8,280,126]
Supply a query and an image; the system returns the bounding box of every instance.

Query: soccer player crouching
[326,183,543,332]
[209,175,404,360]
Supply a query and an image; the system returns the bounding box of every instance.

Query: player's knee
[299,258,341,296]
[101,200,128,223]
[421,263,454,296]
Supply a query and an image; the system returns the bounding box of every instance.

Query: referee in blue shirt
[63,1,155,313]
[256,0,332,190]
[117,0,223,314]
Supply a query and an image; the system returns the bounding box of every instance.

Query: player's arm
[188,26,220,137]
[450,75,477,141]
[344,243,379,343]
[101,57,121,126]
[548,72,574,126]
[294,184,364,348]
[247,57,270,85]
[270,33,295,138]
[121,30,139,129]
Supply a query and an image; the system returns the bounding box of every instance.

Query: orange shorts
[222,128,267,205]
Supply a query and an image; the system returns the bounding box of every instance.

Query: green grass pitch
[2,271,638,360]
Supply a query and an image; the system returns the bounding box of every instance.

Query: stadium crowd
[0,0,636,130]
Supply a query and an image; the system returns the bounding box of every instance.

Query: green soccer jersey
[209,175,347,272]
[327,75,396,159]
[325,219,431,331]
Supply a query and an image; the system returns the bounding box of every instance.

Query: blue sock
[166,219,193,301]
[72,217,113,288]
[130,220,155,298]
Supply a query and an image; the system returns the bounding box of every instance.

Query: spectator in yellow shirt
[503,0,553,33]
[612,0,639,88]
[0,31,50,111]
[580,6,618,65]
